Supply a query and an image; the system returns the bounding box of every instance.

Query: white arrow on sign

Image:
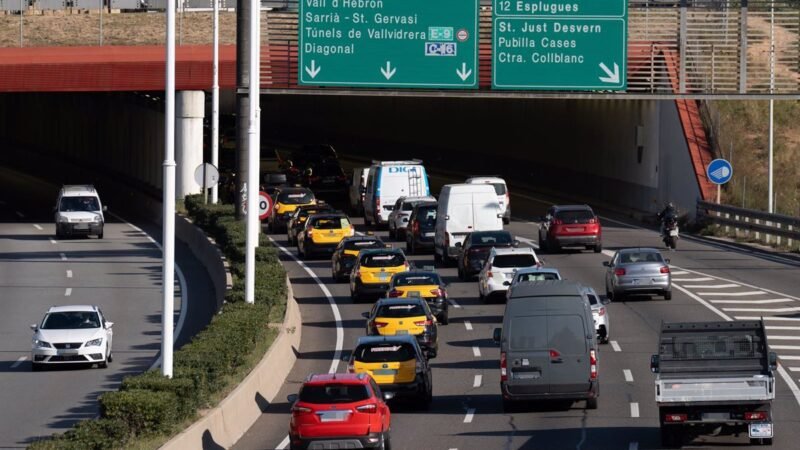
[380,61,396,80]
[456,62,472,81]
[598,62,620,84]
[305,60,321,79]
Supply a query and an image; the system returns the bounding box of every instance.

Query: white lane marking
[33,224,43,231]
[610,340,622,352]
[49,238,56,244]
[269,236,343,375]
[464,408,475,423]
[629,442,639,450]
[15,211,24,218]
[738,316,800,322]
[697,291,767,297]
[675,265,800,302]
[449,299,462,309]
[672,277,715,282]
[710,298,791,304]
[66,270,72,278]
[669,270,689,275]
[464,320,473,331]
[473,374,482,388]
[630,402,640,418]
[722,307,800,313]
[277,436,290,450]
[780,356,800,361]
[767,336,800,340]
[601,249,615,257]
[64,288,72,297]
[789,367,800,372]
[59,252,67,261]
[516,236,540,249]
[623,369,634,382]
[771,345,800,351]
[682,284,740,289]
[472,346,481,357]
[767,326,800,331]
[672,284,731,321]
[11,356,27,369]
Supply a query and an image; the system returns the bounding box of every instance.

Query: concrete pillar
[175,90,205,199]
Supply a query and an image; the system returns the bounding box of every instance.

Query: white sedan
[30,305,113,371]
[387,195,436,240]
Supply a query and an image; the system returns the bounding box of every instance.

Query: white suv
[465,176,510,224]
[54,185,106,239]
[478,247,541,303]
[30,305,114,371]
[387,195,436,240]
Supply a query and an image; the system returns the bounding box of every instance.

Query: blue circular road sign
[706,159,733,185]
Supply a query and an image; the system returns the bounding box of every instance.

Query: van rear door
[546,314,592,394]
[447,192,474,243]
[506,315,550,395]
[472,192,502,231]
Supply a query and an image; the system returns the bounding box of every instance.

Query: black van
[493,280,599,411]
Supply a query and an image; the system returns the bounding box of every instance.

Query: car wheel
[586,397,598,410]
[457,265,465,281]
[434,249,442,265]
[664,290,672,300]
[606,289,614,302]
[479,291,486,303]
[503,217,510,225]
[750,437,773,446]
[594,243,602,253]
[439,311,449,325]
[107,352,113,363]
[388,225,395,239]
[409,239,416,255]
[98,231,104,239]
[660,427,682,448]
[383,432,392,450]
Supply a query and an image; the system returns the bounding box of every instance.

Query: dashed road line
[601,249,615,257]
[767,326,800,331]
[449,299,462,309]
[767,336,800,340]
[33,224,43,231]
[710,298,791,304]
[516,236,540,250]
[682,283,740,289]
[610,340,622,352]
[788,367,800,372]
[780,356,800,360]
[59,252,67,261]
[738,316,800,322]
[669,270,689,275]
[66,270,72,278]
[472,346,481,357]
[10,356,26,369]
[630,402,640,418]
[64,288,72,297]
[623,369,634,382]
[473,374,482,388]
[15,211,24,218]
[672,277,714,282]
[463,408,475,423]
[49,238,56,244]
[770,345,800,351]
[464,320,473,331]
[723,307,800,313]
[697,291,767,297]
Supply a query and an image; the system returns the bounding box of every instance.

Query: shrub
[121,370,201,420]
[100,389,179,436]
[61,418,130,450]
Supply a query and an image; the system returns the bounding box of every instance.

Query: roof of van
[441,183,497,191]
[506,280,584,299]
[371,160,423,166]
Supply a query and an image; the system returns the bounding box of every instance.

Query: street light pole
[244,0,260,304]
[162,0,177,378]
[767,2,775,214]
[211,0,220,204]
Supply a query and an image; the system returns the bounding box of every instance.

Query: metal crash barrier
[697,199,800,250]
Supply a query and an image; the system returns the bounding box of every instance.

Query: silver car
[603,248,672,300]
[580,286,611,344]
[504,267,562,300]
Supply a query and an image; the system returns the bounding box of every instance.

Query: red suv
[287,373,393,450]
[538,205,602,253]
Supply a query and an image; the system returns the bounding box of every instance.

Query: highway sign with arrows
[491,0,627,91]
[299,0,478,89]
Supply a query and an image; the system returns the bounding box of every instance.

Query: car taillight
[414,319,433,327]
[412,222,419,234]
[356,403,377,413]
[310,176,321,182]
[306,226,314,234]
[487,271,493,278]
[337,175,347,181]
[500,352,508,382]
[664,413,687,423]
[614,268,626,276]
[589,349,597,380]
[291,405,312,414]
[403,262,410,270]
[376,198,381,210]
[588,217,597,224]
[430,288,444,297]
[549,349,561,359]
[597,307,606,316]
[506,192,510,205]
[552,219,563,225]
[745,412,768,421]
[388,289,402,298]
[660,266,670,274]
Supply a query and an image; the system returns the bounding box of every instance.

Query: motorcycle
[662,215,679,249]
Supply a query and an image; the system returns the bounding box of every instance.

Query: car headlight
[57,215,69,223]
[85,338,103,347]
[93,214,102,223]
[33,339,52,348]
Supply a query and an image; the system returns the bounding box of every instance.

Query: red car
[287,373,393,450]
[538,204,603,253]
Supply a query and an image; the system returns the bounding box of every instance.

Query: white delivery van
[363,160,430,226]
[434,184,503,265]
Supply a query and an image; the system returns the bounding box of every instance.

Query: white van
[465,176,510,224]
[434,184,503,265]
[363,160,430,226]
[54,185,106,239]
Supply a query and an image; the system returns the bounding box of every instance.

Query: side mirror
[105,322,114,329]
[493,328,502,344]
[286,393,298,403]
[383,391,395,401]
[361,312,370,319]
[503,281,511,286]
[30,324,38,331]
[102,205,108,212]
[650,355,660,373]
[602,261,611,267]
[769,352,778,371]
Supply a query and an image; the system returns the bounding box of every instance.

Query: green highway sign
[299,0,478,89]
[492,1,628,91]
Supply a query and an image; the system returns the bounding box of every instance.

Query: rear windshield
[354,343,416,363]
[490,183,507,195]
[619,252,663,264]
[361,253,405,267]
[377,303,427,317]
[59,196,100,212]
[299,384,370,404]
[516,272,560,282]
[555,209,595,224]
[492,254,537,268]
[415,206,437,222]
[586,292,600,306]
[470,232,513,245]
[310,217,350,229]
[509,316,548,350]
[298,208,331,219]
[316,164,344,177]
[402,202,415,211]
[344,240,384,251]
[278,191,314,204]
[393,274,440,286]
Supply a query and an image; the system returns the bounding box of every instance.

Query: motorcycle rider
[658,202,677,237]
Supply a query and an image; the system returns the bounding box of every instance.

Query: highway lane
[0,166,215,448]
[235,166,800,449]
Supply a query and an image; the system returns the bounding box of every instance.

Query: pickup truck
[650,320,778,447]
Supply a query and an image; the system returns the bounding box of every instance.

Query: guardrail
[697,199,800,250]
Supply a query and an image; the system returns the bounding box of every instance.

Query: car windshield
[361,253,405,267]
[619,251,663,264]
[516,272,560,282]
[492,254,537,268]
[310,217,349,229]
[59,196,100,212]
[555,209,595,224]
[344,240,384,251]
[376,303,427,317]
[278,191,314,204]
[416,206,437,223]
[299,384,370,404]
[354,343,416,363]
[393,274,440,286]
[471,232,512,245]
[41,311,101,329]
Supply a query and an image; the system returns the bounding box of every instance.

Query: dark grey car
[604,248,672,300]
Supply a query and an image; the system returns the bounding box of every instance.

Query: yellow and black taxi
[349,248,410,302]
[267,186,316,233]
[347,335,433,408]
[387,269,449,325]
[331,235,387,283]
[297,213,354,259]
[362,297,439,358]
[286,202,334,246]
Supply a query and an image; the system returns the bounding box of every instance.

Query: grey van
[493,281,599,411]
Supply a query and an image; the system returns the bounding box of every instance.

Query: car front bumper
[32,346,106,365]
[58,222,102,235]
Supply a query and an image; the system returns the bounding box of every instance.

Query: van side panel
[472,192,503,231]
[546,314,592,394]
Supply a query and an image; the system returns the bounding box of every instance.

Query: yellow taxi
[267,186,316,233]
[296,213,354,259]
[349,248,410,302]
[331,235,386,282]
[347,335,433,408]
[386,269,449,325]
[362,297,439,357]
[286,203,334,245]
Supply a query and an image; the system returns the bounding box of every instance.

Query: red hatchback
[288,373,393,450]
[538,205,603,253]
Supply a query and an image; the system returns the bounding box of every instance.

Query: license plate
[632,279,640,285]
[702,412,730,421]
[749,423,773,438]
[395,329,408,335]
[424,232,435,237]
[373,369,397,375]
[74,223,89,230]
[514,371,541,379]
[323,177,335,183]
[319,410,350,422]
[379,272,389,280]
[567,227,584,232]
